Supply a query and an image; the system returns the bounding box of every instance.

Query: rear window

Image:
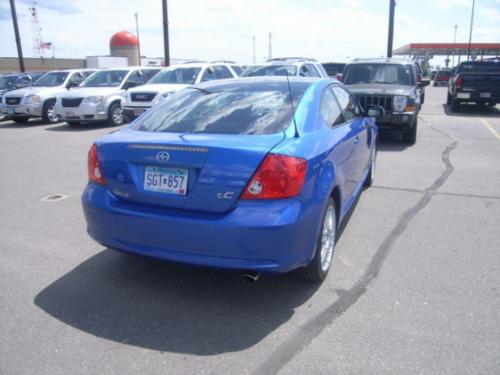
[133,83,309,135]
[323,63,346,76]
[149,68,201,84]
[458,61,500,74]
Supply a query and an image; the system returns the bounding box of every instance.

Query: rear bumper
[454,90,499,103]
[82,183,323,273]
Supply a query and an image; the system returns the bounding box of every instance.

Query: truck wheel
[364,143,376,187]
[451,98,460,112]
[296,198,337,282]
[446,93,452,105]
[42,100,58,124]
[403,117,417,145]
[108,102,124,126]
[421,93,425,104]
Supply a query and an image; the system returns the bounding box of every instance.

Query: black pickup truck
[447,60,500,112]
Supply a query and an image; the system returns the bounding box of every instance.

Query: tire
[12,117,30,124]
[450,97,460,112]
[364,143,376,187]
[421,93,425,104]
[446,92,452,105]
[403,117,417,145]
[42,99,58,124]
[296,198,337,282]
[108,102,124,126]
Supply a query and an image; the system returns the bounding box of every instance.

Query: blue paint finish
[82,77,377,273]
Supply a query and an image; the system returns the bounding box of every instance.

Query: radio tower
[29,1,44,57]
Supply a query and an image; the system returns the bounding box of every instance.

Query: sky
[0,0,499,66]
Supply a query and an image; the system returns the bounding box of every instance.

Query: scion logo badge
[156,151,170,162]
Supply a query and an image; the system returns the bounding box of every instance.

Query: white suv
[55,67,159,125]
[122,61,241,120]
[242,58,329,78]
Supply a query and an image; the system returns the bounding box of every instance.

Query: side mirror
[366,105,384,118]
[335,73,343,82]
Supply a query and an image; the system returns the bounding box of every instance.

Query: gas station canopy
[393,43,500,58]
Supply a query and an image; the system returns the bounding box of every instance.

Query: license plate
[8,108,14,114]
[457,93,470,99]
[480,92,491,98]
[144,166,188,195]
[134,109,145,116]
[65,111,75,117]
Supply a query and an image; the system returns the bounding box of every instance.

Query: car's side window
[332,86,361,122]
[307,64,321,77]
[320,87,344,127]
[299,64,310,77]
[231,65,243,76]
[213,65,233,79]
[142,69,160,82]
[201,67,217,82]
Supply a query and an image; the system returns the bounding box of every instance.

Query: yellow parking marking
[481,118,500,141]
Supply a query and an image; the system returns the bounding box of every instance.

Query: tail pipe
[241,271,260,283]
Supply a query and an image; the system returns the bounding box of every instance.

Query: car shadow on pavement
[376,133,410,152]
[0,120,44,129]
[442,103,500,117]
[46,122,124,132]
[34,249,319,354]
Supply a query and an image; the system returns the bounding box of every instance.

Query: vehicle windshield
[0,76,18,89]
[323,63,346,76]
[148,68,201,84]
[242,65,297,77]
[458,61,500,74]
[133,82,309,135]
[344,64,414,85]
[33,72,69,87]
[81,70,128,87]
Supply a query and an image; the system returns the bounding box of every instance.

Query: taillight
[87,143,106,185]
[241,154,307,200]
[455,76,463,89]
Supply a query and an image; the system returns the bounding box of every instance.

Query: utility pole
[387,0,396,58]
[162,0,170,66]
[452,24,458,67]
[9,0,25,72]
[135,13,142,66]
[467,0,475,60]
[268,32,272,60]
[252,36,256,64]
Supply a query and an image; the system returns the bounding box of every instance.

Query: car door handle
[354,136,360,144]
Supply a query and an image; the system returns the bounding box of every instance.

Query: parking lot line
[481,118,500,141]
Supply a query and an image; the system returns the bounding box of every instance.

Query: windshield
[81,70,128,87]
[133,82,309,135]
[344,64,414,85]
[458,61,500,74]
[323,63,346,76]
[148,68,201,84]
[33,72,69,87]
[0,76,18,89]
[242,65,297,77]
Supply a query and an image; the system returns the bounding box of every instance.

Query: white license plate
[480,92,491,98]
[65,111,75,117]
[134,109,145,116]
[8,108,14,114]
[457,93,470,99]
[144,166,188,195]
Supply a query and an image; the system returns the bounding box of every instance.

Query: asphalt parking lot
[1,86,499,375]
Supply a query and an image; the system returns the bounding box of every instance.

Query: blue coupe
[82,77,380,281]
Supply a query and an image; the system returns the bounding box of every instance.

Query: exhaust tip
[241,271,260,283]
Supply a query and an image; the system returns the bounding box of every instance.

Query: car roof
[348,57,414,65]
[195,76,320,91]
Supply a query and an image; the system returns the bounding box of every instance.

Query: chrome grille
[5,97,21,105]
[355,95,393,112]
[131,92,157,102]
[62,98,83,107]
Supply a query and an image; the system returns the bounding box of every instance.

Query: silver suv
[55,67,160,126]
[122,62,240,121]
[242,57,329,78]
[2,69,95,124]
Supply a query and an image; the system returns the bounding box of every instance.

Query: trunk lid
[96,128,284,213]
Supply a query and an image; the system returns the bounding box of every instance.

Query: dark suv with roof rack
[342,58,429,144]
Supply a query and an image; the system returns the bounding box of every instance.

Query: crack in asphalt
[252,122,458,375]
[373,185,500,201]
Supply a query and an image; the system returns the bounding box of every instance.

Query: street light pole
[452,24,457,66]
[162,0,170,67]
[252,36,256,64]
[387,0,396,58]
[135,13,141,66]
[9,0,25,72]
[467,0,475,60]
